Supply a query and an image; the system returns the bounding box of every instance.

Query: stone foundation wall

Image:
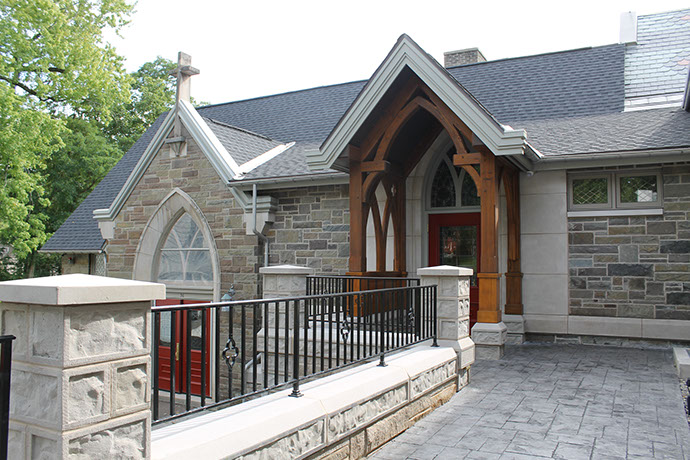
[568,165,690,320]
[267,185,350,273]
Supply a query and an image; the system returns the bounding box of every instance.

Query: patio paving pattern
[369,343,690,459]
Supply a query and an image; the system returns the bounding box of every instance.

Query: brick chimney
[444,48,487,68]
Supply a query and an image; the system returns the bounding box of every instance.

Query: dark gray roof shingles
[204,118,282,166]
[518,107,690,156]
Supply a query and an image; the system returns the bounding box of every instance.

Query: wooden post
[393,175,406,273]
[504,170,523,315]
[348,146,367,274]
[477,147,501,324]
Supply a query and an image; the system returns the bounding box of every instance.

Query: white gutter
[533,148,690,171]
[231,172,349,190]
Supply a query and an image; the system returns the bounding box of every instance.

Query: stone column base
[437,336,474,390]
[502,314,525,345]
[471,322,508,360]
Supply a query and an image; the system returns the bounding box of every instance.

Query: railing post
[0,274,164,459]
[418,266,475,389]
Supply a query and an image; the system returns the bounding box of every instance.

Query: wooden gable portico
[309,35,533,329]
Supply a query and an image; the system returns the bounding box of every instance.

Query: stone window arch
[133,188,220,301]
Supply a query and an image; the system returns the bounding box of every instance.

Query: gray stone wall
[106,129,261,300]
[267,185,350,273]
[568,165,690,320]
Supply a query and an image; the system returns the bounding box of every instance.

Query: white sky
[109,0,690,105]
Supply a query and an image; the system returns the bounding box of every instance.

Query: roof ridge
[202,117,279,142]
[446,43,623,70]
[196,80,367,110]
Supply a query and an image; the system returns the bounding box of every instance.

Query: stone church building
[43,9,690,349]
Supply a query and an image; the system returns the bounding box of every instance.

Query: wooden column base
[505,271,523,315]
[477,272,501,323]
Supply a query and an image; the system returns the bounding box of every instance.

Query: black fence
[0,335,14,460]
[307,275,420,296]
[151,284,437,425]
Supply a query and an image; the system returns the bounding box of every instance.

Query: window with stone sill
[568,171,662,212]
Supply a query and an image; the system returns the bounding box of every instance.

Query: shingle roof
[625,8,690,100]
[448,45,625,122]
[197,82,366,144]
[518,107,690,155]
[204,118,282,166]
[42,36,690,252]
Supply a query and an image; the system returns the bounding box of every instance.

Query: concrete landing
[370,343,690,459]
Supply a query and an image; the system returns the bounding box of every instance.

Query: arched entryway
[425,146,481,326]
[345,71,523,329]
[134,189,220,396]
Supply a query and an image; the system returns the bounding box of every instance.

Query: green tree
[0,0,133,267]
[106,57,177,152]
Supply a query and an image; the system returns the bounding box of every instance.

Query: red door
[156,299,211,396]
[428,213,480,327]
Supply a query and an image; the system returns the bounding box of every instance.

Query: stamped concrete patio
[369,343,690,459]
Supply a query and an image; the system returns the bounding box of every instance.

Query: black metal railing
[151,284,437,425]
[307,275,420,296]
[0,335,15,460]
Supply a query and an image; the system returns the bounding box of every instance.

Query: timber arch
[346,73,523,324]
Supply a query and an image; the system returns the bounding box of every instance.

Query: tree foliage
[106,57,177,152]
[0,0,133,264]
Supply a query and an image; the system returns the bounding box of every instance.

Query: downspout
[252,184,269,267]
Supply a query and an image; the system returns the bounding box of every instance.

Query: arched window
[156,213,213,290]
[429,148,479,209]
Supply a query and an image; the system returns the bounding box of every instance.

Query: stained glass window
[460,170,480,207]
[430,160,456,208]
[157,214,212,286]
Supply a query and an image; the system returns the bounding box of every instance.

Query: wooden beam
[358,78,421,160]
[477,146,501,323]
[348,146,368,273]
[504,169,523,315]
[361,160,392,173]
[452,153,480,165]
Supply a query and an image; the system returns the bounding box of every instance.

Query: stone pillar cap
[259,265,314,275]
[417,265,474,277]
[0,274,165,305]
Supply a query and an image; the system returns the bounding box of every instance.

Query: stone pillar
[260,265,314,328]
[0,274,164,459]
[260,264,314,299]
[417,265,475,388]
[471,322,508,360]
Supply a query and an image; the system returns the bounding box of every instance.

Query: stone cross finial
[167,52,200,157]
[171,51,200,105]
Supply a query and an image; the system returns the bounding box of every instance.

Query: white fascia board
[312,35,527,171]
[178,100,241,180]
[231,172,349,191]
[93,110,177,222]
[237,142,295,175]
[533,148,690,171]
